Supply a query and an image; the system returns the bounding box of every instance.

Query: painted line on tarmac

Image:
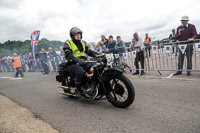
[0,77,12,79]
[1,77,22,80]
[9,77,22,80]
[166,73,173,79]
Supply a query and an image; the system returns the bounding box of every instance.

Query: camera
[180,28,185,33]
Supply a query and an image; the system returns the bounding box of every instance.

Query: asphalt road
[0,72,200,133]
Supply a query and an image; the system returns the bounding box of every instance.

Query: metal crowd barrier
[102,39,200,77]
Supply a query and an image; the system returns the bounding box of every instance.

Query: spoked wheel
[107,74,135,108]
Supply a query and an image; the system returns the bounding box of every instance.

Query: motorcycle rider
[63,27,98,97]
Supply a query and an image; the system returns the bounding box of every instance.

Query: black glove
[78,59,86,65]
[74,57,86,65]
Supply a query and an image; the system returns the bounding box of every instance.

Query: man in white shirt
[131,33,145,75]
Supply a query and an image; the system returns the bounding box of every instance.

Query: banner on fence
[114,54,119,58]
[123,53,127,59]
[165,46,171,53]
[131,50,136,58]
[178,44,187,54]
[195,43,200,52]
[152,46,158,54]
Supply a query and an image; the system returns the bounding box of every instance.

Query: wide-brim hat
[181,16,189,21]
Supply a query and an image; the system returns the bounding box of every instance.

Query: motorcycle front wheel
[107,74,135,108]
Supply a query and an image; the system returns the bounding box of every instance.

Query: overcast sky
[0,0,200,43]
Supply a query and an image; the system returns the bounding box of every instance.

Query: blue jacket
[97,45,106,53]
[107,41,116,53]
[40,52,48,62]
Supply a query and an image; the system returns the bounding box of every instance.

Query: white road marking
[166,73,173,79]
[9,78,22,80]
[1,77,12,79]
[1,77,22,80]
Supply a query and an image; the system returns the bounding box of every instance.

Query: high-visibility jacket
[13,57,22,68]
[144,37,150,44]
[65,40,86,62]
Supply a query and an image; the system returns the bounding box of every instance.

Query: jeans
[42,62,49,74]
[15,67,24,77]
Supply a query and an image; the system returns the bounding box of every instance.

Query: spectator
[96,41,106,53]
[28,52,33,72]
[59,46,65,63]
[169,29,178,54]
[35,51,42,71]
[144,33,151,56]
[131,33,145,75]
[12,53,24,77]
[115,36,131,71]
[174,16,198,76]
[101,35,108,47]
[21,53,29,72]
[48,47,59,72]
[106,35,116,54]
[40,48,49,74]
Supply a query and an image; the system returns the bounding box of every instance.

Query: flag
[31,30,41,52]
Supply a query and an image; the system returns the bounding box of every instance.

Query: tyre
[107,74,135,108]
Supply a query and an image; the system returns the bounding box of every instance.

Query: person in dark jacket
[101,35,108,47]
[63,27,98,97]
[40,48,49,74]
[174,16,198,76]
[48,47,59,72]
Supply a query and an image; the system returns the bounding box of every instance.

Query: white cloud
[0,0,200,43]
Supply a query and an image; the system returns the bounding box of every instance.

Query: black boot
[173,71,182,76]
[186,71,191,76]
[132,70,139,75]
[140,70,145,75]
[75,84,82,98]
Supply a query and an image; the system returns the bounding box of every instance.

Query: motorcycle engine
[83,82,98,99]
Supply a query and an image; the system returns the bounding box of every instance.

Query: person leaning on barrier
[174,16,198,76]
[116,36,131,72]
[169,29,178,54]
[144,33,151,57]
[12,53,24,78]
[131,33,145,75]
[101,35,108,47]
[63,27,98,98]
[96,41,106,53]
[106,35,116,54]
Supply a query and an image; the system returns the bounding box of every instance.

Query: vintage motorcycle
[56,54,135,108]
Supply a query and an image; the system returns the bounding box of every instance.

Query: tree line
[0,38,64,58]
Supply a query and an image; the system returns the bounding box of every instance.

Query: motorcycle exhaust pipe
[57,85,70,90]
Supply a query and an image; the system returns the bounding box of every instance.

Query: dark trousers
[42,62,49,74]
[178,50,192,72]
[15,67,24,77]
[66,64,85,84]
[66,62,96,84]
[145,44,151,56]
[135,51,144,71]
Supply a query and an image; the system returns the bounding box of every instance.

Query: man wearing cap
[12,53,24,77]
[174,16,198,76]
